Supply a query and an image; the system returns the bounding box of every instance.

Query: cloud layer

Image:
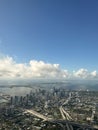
[0,55,97,80]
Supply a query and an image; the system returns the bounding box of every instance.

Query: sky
[0,0,98,80]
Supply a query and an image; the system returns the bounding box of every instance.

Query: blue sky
[0,0,98,71]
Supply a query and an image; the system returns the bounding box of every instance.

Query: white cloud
[73,69,98,79]
[91,71,98,78]
[0,56,69,79]
[0,55,97,80]
[73,69,89,78]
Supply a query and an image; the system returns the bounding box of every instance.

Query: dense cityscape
[0,84,98,130]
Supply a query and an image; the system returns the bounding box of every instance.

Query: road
[24,109,50,121]
[59,92,73,121]
[61,106,72,120]
[59,106,66,120]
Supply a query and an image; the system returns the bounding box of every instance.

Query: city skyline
[0,0,98,80]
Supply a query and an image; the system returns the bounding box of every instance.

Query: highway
[24,109,50,121]
[59,92,73,121]
[59,106,73,121]
[61,107,72,120]
[59,106,66,120]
